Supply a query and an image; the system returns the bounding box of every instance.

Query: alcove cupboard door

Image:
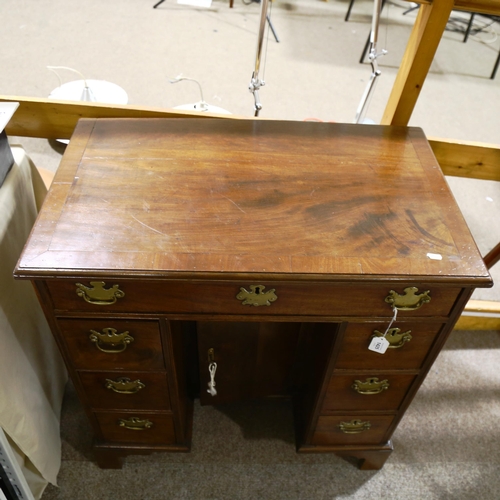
[197,321,301,405]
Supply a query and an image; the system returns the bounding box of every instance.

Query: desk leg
[93,445,124,469]
[336,441,393,470]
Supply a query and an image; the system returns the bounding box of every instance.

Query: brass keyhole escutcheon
[236,285,278,306]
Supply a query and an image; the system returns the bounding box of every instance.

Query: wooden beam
[429,138,500,181]
[0,95,240,140]
[455,300,500,330]
[465,299,500,314]
[381,0,454,126]
[448,0,500,15]
[484,242,500,269]
[455,315,500,330]
[408,0,500,16]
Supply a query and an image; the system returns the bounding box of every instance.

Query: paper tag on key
[368,336,390,354]
[368,307,397,354]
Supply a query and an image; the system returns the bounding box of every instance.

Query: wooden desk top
[15,118,491,285]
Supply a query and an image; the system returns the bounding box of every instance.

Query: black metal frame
[345,0,500,79]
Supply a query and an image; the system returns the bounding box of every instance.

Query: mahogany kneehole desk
[15,118,492,470]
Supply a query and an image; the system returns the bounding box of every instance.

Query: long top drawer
[45,279,461,318]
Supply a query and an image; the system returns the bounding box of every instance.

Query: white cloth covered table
[0,145,67,499]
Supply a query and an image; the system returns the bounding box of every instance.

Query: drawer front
[312,415,395,445]
[56,319,165,370]
[95,412,176,445]
[47,279,460,318]
[79,371,171,410]
[322,373,416,412]
[335,322,444,370]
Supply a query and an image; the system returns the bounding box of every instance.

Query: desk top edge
[15,118,492,286]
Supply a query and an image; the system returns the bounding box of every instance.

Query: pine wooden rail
[0,96,240,140]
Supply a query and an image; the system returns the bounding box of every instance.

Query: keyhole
[255,286,262,294]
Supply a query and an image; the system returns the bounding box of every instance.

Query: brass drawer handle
[372,328,412,349]
[105,377,145,394]
[236,285,277,306]
[89,327,134,353]
[118,417,153,431]
[339,419,371,434]
[385,287,430,311]
[352,377,389,395]
[76,281,125,305]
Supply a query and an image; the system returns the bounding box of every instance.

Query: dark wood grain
[197,321,301,405]
[162,320,194,444]
[15,119,491,283]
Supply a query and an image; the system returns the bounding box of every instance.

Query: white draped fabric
[0,146,67,499]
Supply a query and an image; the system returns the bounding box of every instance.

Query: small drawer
[78,371,171,410]
[335,322,444,370]
[94,411,176,445]
[56,319,165,370]
[47,279,460,318]
[312,415,395,445]
[322,373,416,412]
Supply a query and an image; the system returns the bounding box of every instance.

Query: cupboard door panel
[197,321,301,405]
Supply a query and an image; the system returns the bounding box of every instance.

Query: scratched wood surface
[15,118,491,282]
